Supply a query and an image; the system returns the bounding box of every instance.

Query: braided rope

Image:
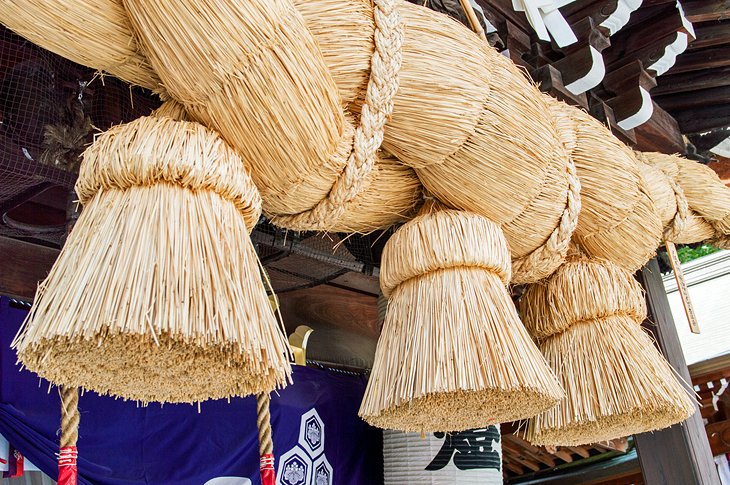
[256,392,273,456]
[273,0,403,229]
[663,174,689,242]
[512,155,582,284]
[60,386,80,448]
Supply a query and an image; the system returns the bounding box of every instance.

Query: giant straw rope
[3,0,730,443]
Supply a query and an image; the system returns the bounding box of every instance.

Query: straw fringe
[519,259,646,340]
[361,204,563,432]
[521,259,696,446]
[13,117,291,403]
[527,315,696,446]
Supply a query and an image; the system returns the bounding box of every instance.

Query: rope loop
[274,0,403,229]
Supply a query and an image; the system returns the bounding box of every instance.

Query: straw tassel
[520,258,696,446]
[360,202,563,432]
[13,115,291,403]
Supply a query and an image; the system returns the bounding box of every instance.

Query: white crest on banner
[277,408,333,485]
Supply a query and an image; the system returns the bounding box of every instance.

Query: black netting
[0,25,386,290]
[0,25,159,245]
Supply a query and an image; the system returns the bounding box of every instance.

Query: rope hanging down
[59,385,79,485]
[257,392,275,485]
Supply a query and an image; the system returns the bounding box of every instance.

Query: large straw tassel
[519,258,696,446]
[13,115,291,403]
[360,202,564,432]
[547,100,663,272]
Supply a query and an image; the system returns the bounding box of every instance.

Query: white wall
[663,250,730,365]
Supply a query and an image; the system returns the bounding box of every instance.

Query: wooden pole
[634,258,720,485]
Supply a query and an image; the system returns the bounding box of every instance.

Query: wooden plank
[667,46,730,74]
[682,1,730,23]
[673,103,730,134]
[568,446,591,459]
[654,85,730,111]
[504,435,557,467]
[634,259,721,485]
[501,438,543,472]
[632,102,685,154]
[688,21,730,50]
[0,236,58,301]
[653,66,730,96]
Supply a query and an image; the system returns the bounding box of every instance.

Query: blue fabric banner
[0,297,383,485]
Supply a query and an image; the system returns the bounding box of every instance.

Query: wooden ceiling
[475,0,730,157]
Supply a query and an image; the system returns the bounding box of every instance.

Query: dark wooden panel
[0,236,58,301]
[706,420,730,456]
[673,103,730,133]
[682,1,730,23]
[277,284,379,338]
[655,85,730,111]
[688,21,730,50]
[654,67,730,96]
[634,260,721,485]
[667,46,730,74]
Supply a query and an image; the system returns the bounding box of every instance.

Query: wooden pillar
[635,258,720,485]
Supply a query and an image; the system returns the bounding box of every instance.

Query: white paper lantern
[383,425,502,484]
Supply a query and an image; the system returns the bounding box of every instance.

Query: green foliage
[676,244,721,264]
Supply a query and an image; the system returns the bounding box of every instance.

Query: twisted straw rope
[512,156,581,283]
[663,174,689,242]
[256,393,273,456]
[272,0,403,228]
[60,386,79,448]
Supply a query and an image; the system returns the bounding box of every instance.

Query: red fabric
[260,453,275,485]
[9,447,24,477]
[58,446,77,485]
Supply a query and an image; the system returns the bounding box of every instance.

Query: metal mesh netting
[0,25,385,291]
[0,25,159,246]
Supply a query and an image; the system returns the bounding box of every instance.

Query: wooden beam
[654,66,730,96]
[634,259,721,485]
[682,1,730,23]
[667,46,730,75]
[0,236,58,301]
[688,21,730,50]
[654,85,730,111]
[633,102,685,153]
[673,103,730,133]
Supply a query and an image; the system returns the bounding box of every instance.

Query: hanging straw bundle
[13,115,291,403]
[639,152,730,249]
[547,100,662,272]
[519,258,695,446]
[360,202,564,432]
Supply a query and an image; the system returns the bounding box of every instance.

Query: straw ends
[13,116,291,403]
[360,204,564,432]
[520,258,696,446]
